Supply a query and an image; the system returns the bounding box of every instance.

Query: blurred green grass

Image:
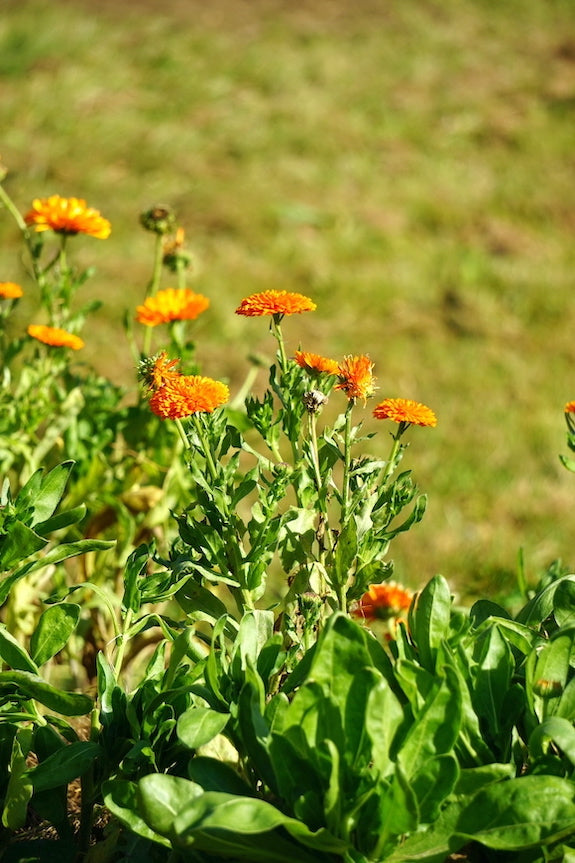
[1,0,575,600]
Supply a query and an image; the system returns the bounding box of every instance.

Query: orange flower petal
[352,581,413,621]
[0,282,23,299]
[565,401,575,414]
[294,350,340,376]
[373,398,437,427]
[28,324,84,350]
[136,288,209,327]
[149,375,229,419]
[335,355,376,402]
[235,290,316,317]
[24,195,111,239]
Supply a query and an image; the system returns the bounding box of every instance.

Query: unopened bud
[140,205,177,236]
[303,390,328,414]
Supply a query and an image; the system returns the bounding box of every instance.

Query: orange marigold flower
[24,195,111,239]
[294,350,340,376]
[135,288,209,327]
[352,581,413,622]
[139,351,182,391]
[565,401,575,414]
[149,375,229,420]
[0,282,23,299]
[27,324,84,350]
[235,290,316,318]
[373,398,437,427]
[335,355,376,402]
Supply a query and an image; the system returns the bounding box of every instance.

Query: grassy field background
[1,0,575,602]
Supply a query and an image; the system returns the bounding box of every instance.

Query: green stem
[270,315,288,374]
[113,607,133,679]
[0,182,45,289]
[191,413,220,486]
[142,234,164,355]
[341,399,355,524]
[175,417,191,450]
[380,427,406,488]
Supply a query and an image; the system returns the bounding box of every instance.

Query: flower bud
[140,205,177,236]
[303,390,328,414]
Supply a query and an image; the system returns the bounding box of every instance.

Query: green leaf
[17,461,74,524]
[34,504,86,537]
[0,670,93,715]
[27,741,102,791]
[530,627,575,716]
[0,520,47,570]
[554,579,575,628]
[122,542,149,614]
[0,539,114,605]
[517,575,575,627]
[30,603,80,666]
[454,763,516,796]
[136,773,205,837]
[365,674,405,778]
[333,518,358,587]
[102,779,171,848]
[188,756,255,796]
[397,664,462,777]
[177,706,229,749]
[0,623,38,672]
[408,575,451,672]
[472,624,513,737]
[529,717,575,768]
[410,754,459,822]
[455,775,575,850]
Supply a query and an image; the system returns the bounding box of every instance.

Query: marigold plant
[24,195,111,239]
[27,323,85,350]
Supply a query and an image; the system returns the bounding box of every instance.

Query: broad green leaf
[176,706,229,749]
[122,542,149,613]
[30,603,80,666]
[26,741,102,791]
[334,518,358,588]
[0,624,38,672]
[397,664,462,777]
[529,717,575,767]
[232,609,274,672]
[554,579,575,628]
[455,775,575,850]
[364,674,405,777]
[410,754,459,822]
[373,762,419,858]
[408,575,451,672]
[530,627,575,717]
[188,756,254,796]
[473,624,513,737]
[102,779,171,848]
[454,763,515,796]
[0,670,93,715]
[385,798,466,862]
[136,774,205,837]
[34,504,86,537]
[517,575,575,627]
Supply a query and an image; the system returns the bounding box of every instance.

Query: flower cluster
[141,353,229,420]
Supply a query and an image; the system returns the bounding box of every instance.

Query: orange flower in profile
[335,355,376,402]
[294,350,340,376]
[235,290,316,318]
[136,288,209,327]
[565,401,575,414]
[352,581,413,622]
[373,398,437,428]
[139,351,182,391]
[0,282,23,299]
[149,375,229,420]
[27,324,84,350]
[24,196,111,239]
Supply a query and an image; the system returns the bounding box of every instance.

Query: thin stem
[270,315,288,374]
[0,182,45,288]
[175,417,191,450]
[380,428,405,488]
[113,607,133,679]
[191,413,219,486]
[341,400,355,524]
[143,234,164,355]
